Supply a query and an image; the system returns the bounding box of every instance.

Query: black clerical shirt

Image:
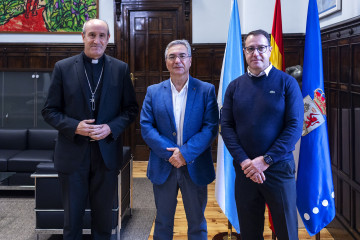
[82,52,104,119]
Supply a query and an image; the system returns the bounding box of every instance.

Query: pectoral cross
[90,94,95,111]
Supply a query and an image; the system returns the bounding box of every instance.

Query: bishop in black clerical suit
[42,19,138,240]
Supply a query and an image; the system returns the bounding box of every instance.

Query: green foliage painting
[0,0,98,33]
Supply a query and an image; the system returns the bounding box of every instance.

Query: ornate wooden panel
[0,44,116,71]
[191,44,225,94]
[283,33,305,68]
[322,16,360,239]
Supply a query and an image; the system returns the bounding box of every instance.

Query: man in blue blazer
[140,39,218,240]
[42,19,138,240]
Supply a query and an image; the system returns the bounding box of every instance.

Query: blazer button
[172,132,176,136]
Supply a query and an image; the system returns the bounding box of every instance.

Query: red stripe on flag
[271,0,285,71]
[268,0,285,235]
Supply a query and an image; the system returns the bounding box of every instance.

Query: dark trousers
[234,160,298,240]
[153,166,208,240]
[58,142,118,240]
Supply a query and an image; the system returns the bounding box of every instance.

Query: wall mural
[0,0,98,33]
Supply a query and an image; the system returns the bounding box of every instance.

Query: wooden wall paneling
[353,42,360,85]
[353,92,360,237]
[332,171,339,215]
[329,89,339,168]
[354,93,360,185]
[191,44,225,93]
[283,34,304,68]
[340,91,351,176]
[115,0,191,62]
[341,180,351,224]
[329,46,338,83]
[356,190,360,234]
[339,45,350,84]
[0,44,116,71]
[321,16,360,239]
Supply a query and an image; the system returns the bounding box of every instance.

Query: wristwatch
[263,154,273,166]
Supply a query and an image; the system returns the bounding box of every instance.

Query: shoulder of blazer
[189,75,213,90]
[104,54,128,68]
[148,78,170,92]
[57,53,82,67]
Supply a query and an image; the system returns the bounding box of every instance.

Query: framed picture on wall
[0,0,98,33]
[317,0,341,19]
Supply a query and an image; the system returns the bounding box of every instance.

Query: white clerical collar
[92,59,99,64]
[248,64,272,77]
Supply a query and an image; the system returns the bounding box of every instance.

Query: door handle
[130,73,137,86]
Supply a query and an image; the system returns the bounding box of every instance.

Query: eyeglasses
[166,54,191,61]
[243,45,270,54]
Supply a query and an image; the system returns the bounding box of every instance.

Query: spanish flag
[268,0,285,235]
[270,0,285,71]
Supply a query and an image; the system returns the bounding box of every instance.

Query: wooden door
[116,0,192,161]
[130,10,178,160]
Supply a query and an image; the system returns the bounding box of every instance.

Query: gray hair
[82,19,110,37]
[164,39,192,59]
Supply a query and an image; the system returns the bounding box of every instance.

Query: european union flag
[215,0,244,233]
[296,0,335,235]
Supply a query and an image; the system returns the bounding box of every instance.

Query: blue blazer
[140,76,218,186]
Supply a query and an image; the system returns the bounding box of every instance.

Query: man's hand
[89,124,111,140]
[75,119,96,136]
[167,147,187,168]
[75,119,111,140]
[241,157,269,184]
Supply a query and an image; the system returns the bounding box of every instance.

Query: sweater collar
[247,64,273,77]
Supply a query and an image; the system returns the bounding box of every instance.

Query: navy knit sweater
[221,67,304,165]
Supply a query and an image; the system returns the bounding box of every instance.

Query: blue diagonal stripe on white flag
[215,0,244,233]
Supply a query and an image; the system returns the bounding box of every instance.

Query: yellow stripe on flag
[270,36,283,71]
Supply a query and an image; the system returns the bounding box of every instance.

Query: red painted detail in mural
[0,7,47,32]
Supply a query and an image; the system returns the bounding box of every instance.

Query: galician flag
[215,0,244,233]
[296,0,335,235]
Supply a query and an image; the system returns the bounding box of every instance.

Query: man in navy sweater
[221,29,304,239]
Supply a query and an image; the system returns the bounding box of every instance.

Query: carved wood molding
[321,16,360,42]
[184,0,191,20]
[0,43,116,71]
[115,0,122,21]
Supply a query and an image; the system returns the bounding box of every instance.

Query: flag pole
[212,220,241,240]
[227,220,232,240]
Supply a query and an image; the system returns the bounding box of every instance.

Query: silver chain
[84,66,104,111]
